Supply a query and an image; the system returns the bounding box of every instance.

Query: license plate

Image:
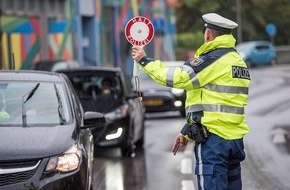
[144,99,164,106]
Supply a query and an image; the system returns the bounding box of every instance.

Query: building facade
[0,0,178,75]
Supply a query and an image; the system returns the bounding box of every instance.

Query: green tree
[175,0,290,59]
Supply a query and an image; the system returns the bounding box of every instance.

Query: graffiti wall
[1,16,74,70]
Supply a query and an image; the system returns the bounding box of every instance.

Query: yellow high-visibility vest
[138,34,250,140]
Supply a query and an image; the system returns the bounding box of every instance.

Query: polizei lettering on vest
[232,66,250,80]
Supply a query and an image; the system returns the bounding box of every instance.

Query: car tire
[121,144,136,157]
[270,58,278,66]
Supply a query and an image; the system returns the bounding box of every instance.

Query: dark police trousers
[194,133,245,190]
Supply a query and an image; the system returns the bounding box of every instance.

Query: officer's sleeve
[138,57,195,91]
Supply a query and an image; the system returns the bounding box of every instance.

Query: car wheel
[270,58,278,66]
[121,143,136,157]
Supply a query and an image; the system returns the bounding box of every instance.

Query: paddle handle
[133,60,139,76]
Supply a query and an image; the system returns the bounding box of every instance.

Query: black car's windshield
[70,75,122,100]
[68,74,123,113]
[0,81,71,126]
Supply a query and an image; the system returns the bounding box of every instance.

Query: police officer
[132,13,250,190]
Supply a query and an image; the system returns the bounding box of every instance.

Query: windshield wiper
[22,83,40,127]
[54,84,66,125]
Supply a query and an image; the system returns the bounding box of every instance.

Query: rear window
[255,45,270,50]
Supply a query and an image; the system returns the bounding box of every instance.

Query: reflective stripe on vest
[203,84,249,94]
[187,104,244,114]
[181,65,200,87]
[166,67,175,87]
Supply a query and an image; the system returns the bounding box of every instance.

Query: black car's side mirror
[82,111,106,128]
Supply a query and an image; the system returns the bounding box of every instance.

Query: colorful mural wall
[0,16,75,70]
[0,0,177,73]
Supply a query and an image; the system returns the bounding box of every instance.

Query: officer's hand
[132,46,146,62]
[172,133,188,155]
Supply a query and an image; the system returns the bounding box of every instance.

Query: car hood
[0,124,77,161]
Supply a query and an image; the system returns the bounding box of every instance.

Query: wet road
[92,114,191,190]
[92,65,290,190]
[242,65,290,190]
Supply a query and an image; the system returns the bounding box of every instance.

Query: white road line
[181,180,196,190]
[273,134,286,144]
[181,142,196,190]
[181,158,192,174]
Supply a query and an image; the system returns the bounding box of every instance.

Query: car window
[256,45,269,50]
[0,82,71,126]
[69,75,122,100]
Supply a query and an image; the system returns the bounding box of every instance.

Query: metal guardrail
[276,46,290,64]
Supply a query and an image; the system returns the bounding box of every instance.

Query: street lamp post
[236,0,242,44]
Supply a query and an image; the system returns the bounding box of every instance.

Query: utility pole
[39,1,49,60]
[0,6,2,69]
[0,7,4,69]
[236,0,242,44]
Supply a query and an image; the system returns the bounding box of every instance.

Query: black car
[59,67,146,157]
[0,70,105,190]
[31,60,80,72]
[135,61,186,117]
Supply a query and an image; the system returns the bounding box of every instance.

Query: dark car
[31,60,80,72]
[0,70,105,190]
[135,61,186,117]
[235,41,278,68]
[59,67,146,157]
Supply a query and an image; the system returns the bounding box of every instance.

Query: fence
[276,45,290,65]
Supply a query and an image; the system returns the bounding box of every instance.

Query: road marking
[272,127,288,144]
[181,142,196,190]
[273,134,286,144]
[181,158,192,174]
[181,180,196,190]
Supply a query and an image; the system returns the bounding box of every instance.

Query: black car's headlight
[105,127,124,140]
[45,144,81,173]
[105,104,129,122]
[171,88,184,96]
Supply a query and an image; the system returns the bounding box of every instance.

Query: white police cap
[202,13,238,32]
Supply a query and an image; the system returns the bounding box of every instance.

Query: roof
[0,70,66,82]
